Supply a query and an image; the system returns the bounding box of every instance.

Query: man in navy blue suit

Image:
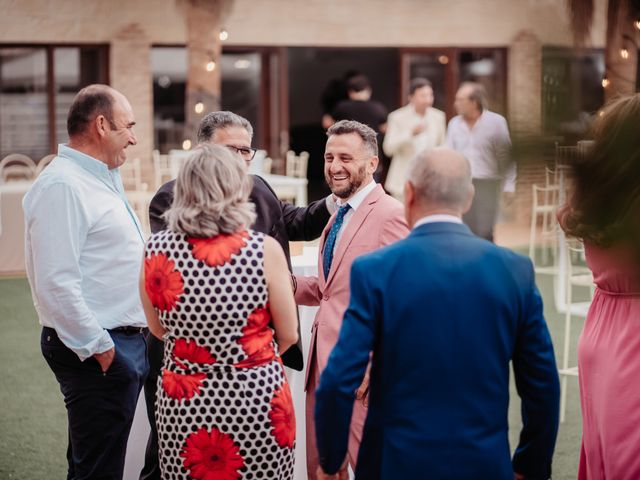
[315,147,560,480]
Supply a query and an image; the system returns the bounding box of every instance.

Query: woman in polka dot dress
[140,144,299,480]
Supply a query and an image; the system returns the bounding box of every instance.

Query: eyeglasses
[225,144,257,160]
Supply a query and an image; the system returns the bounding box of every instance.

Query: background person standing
[445,81,515,241]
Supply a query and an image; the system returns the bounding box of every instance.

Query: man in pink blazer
[294,120,409,479]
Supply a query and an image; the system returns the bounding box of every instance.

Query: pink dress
[578,242,640,479]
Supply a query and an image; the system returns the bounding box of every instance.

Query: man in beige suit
[294,120,409,479]
[383,78,446,199]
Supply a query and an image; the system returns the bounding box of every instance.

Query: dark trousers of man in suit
[41,327,148,480]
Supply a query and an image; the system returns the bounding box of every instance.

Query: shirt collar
[336,179,377,212]
[413,214,462,230]
[58,144,123,195]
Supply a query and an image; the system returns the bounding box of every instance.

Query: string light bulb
[601,76,610,88]
[438,55,449,65]
[620,47,629,59]
[635,19,640,31]
[206,60,216,71]
[194,102,204,114]
[219,29,228,41]
[182,139,192,150]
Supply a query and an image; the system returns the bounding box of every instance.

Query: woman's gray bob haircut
[165,144,256,237]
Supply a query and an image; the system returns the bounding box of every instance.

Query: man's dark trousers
[42,327,148,480]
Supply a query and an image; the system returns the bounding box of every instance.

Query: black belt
[109,326,147,335]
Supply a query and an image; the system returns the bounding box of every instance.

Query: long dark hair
[559,93,640,248]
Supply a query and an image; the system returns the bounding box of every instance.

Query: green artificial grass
[0,263,584,479]
[0,278,67,478]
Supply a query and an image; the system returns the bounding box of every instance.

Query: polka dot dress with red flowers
[144,229,295,479]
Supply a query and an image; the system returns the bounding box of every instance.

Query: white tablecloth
[261,174,308,207]
[124,246,320,480]
[0,181,32,275]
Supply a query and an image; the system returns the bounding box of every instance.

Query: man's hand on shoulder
[93,347,115,373]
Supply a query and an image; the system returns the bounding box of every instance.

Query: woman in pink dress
[558,93,640,479]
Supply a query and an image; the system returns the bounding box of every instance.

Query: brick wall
[110,23,155,187]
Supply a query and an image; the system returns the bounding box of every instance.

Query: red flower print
[238,306,273,356]
[188,231,249,267]
[234,347,276,369]
[181,427,245,480]
[162,370,206,401]
[174,338,216,369]
[235,306,275,367]
[144,253,184,312]
[269,384,296,449]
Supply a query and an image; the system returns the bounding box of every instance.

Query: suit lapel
[324,185,384,286]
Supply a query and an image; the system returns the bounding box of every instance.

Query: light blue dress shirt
[23,144,146,360]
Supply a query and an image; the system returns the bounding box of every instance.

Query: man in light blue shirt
[23,84,149,480]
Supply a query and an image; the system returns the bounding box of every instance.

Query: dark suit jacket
[315,222,560,479]
[149,174,331,370]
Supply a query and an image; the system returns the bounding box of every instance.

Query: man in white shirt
[383,78,446,199]
[445,82,515,241]
[23,84,148,480]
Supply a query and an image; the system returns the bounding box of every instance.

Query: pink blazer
[295,185,409,388]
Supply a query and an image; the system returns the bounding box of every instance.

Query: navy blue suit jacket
[315,222,560,479]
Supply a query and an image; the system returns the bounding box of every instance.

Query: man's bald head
[67,84,119,138]
[406,147,474,212]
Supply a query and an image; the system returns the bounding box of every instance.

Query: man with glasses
[140,110,333,480]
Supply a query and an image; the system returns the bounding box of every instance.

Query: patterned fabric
[323,204,351,279]
[144,229,295,480]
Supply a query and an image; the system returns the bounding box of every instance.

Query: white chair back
[36,154,56,175]
[0,154,37,183]
[120,157,148,192]
[153,149,173,190]
[285,150,309,178]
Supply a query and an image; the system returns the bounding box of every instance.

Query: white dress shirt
[23,144,146,360]
[413,214,463,230]
[331,179,377,255]
[445,110,516,193]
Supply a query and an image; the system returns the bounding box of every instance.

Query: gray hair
[196,111,253,143]
[165,144,256,237]
[407,147,473,208]
[461,81,489,112]
[327,120,378,156]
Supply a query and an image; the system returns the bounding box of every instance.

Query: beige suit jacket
[383,105,446,198]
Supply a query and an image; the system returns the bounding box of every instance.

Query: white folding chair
[0,154,37,183]
[36,154,56,175]
[528,168,560,274]
[558,236,593,422]
[152,150,173,190]
[120,157,148,192]
[285,150,309,179]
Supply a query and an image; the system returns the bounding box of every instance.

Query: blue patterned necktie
[323,204,351,279]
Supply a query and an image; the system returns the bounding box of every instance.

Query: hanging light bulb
[206,60,216,71]
[182,139,192,150]
[194,102,204,114]
[219,28,229,41]
[635,19,640,31]
[601,76,610,88]
[620,47,629,59]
